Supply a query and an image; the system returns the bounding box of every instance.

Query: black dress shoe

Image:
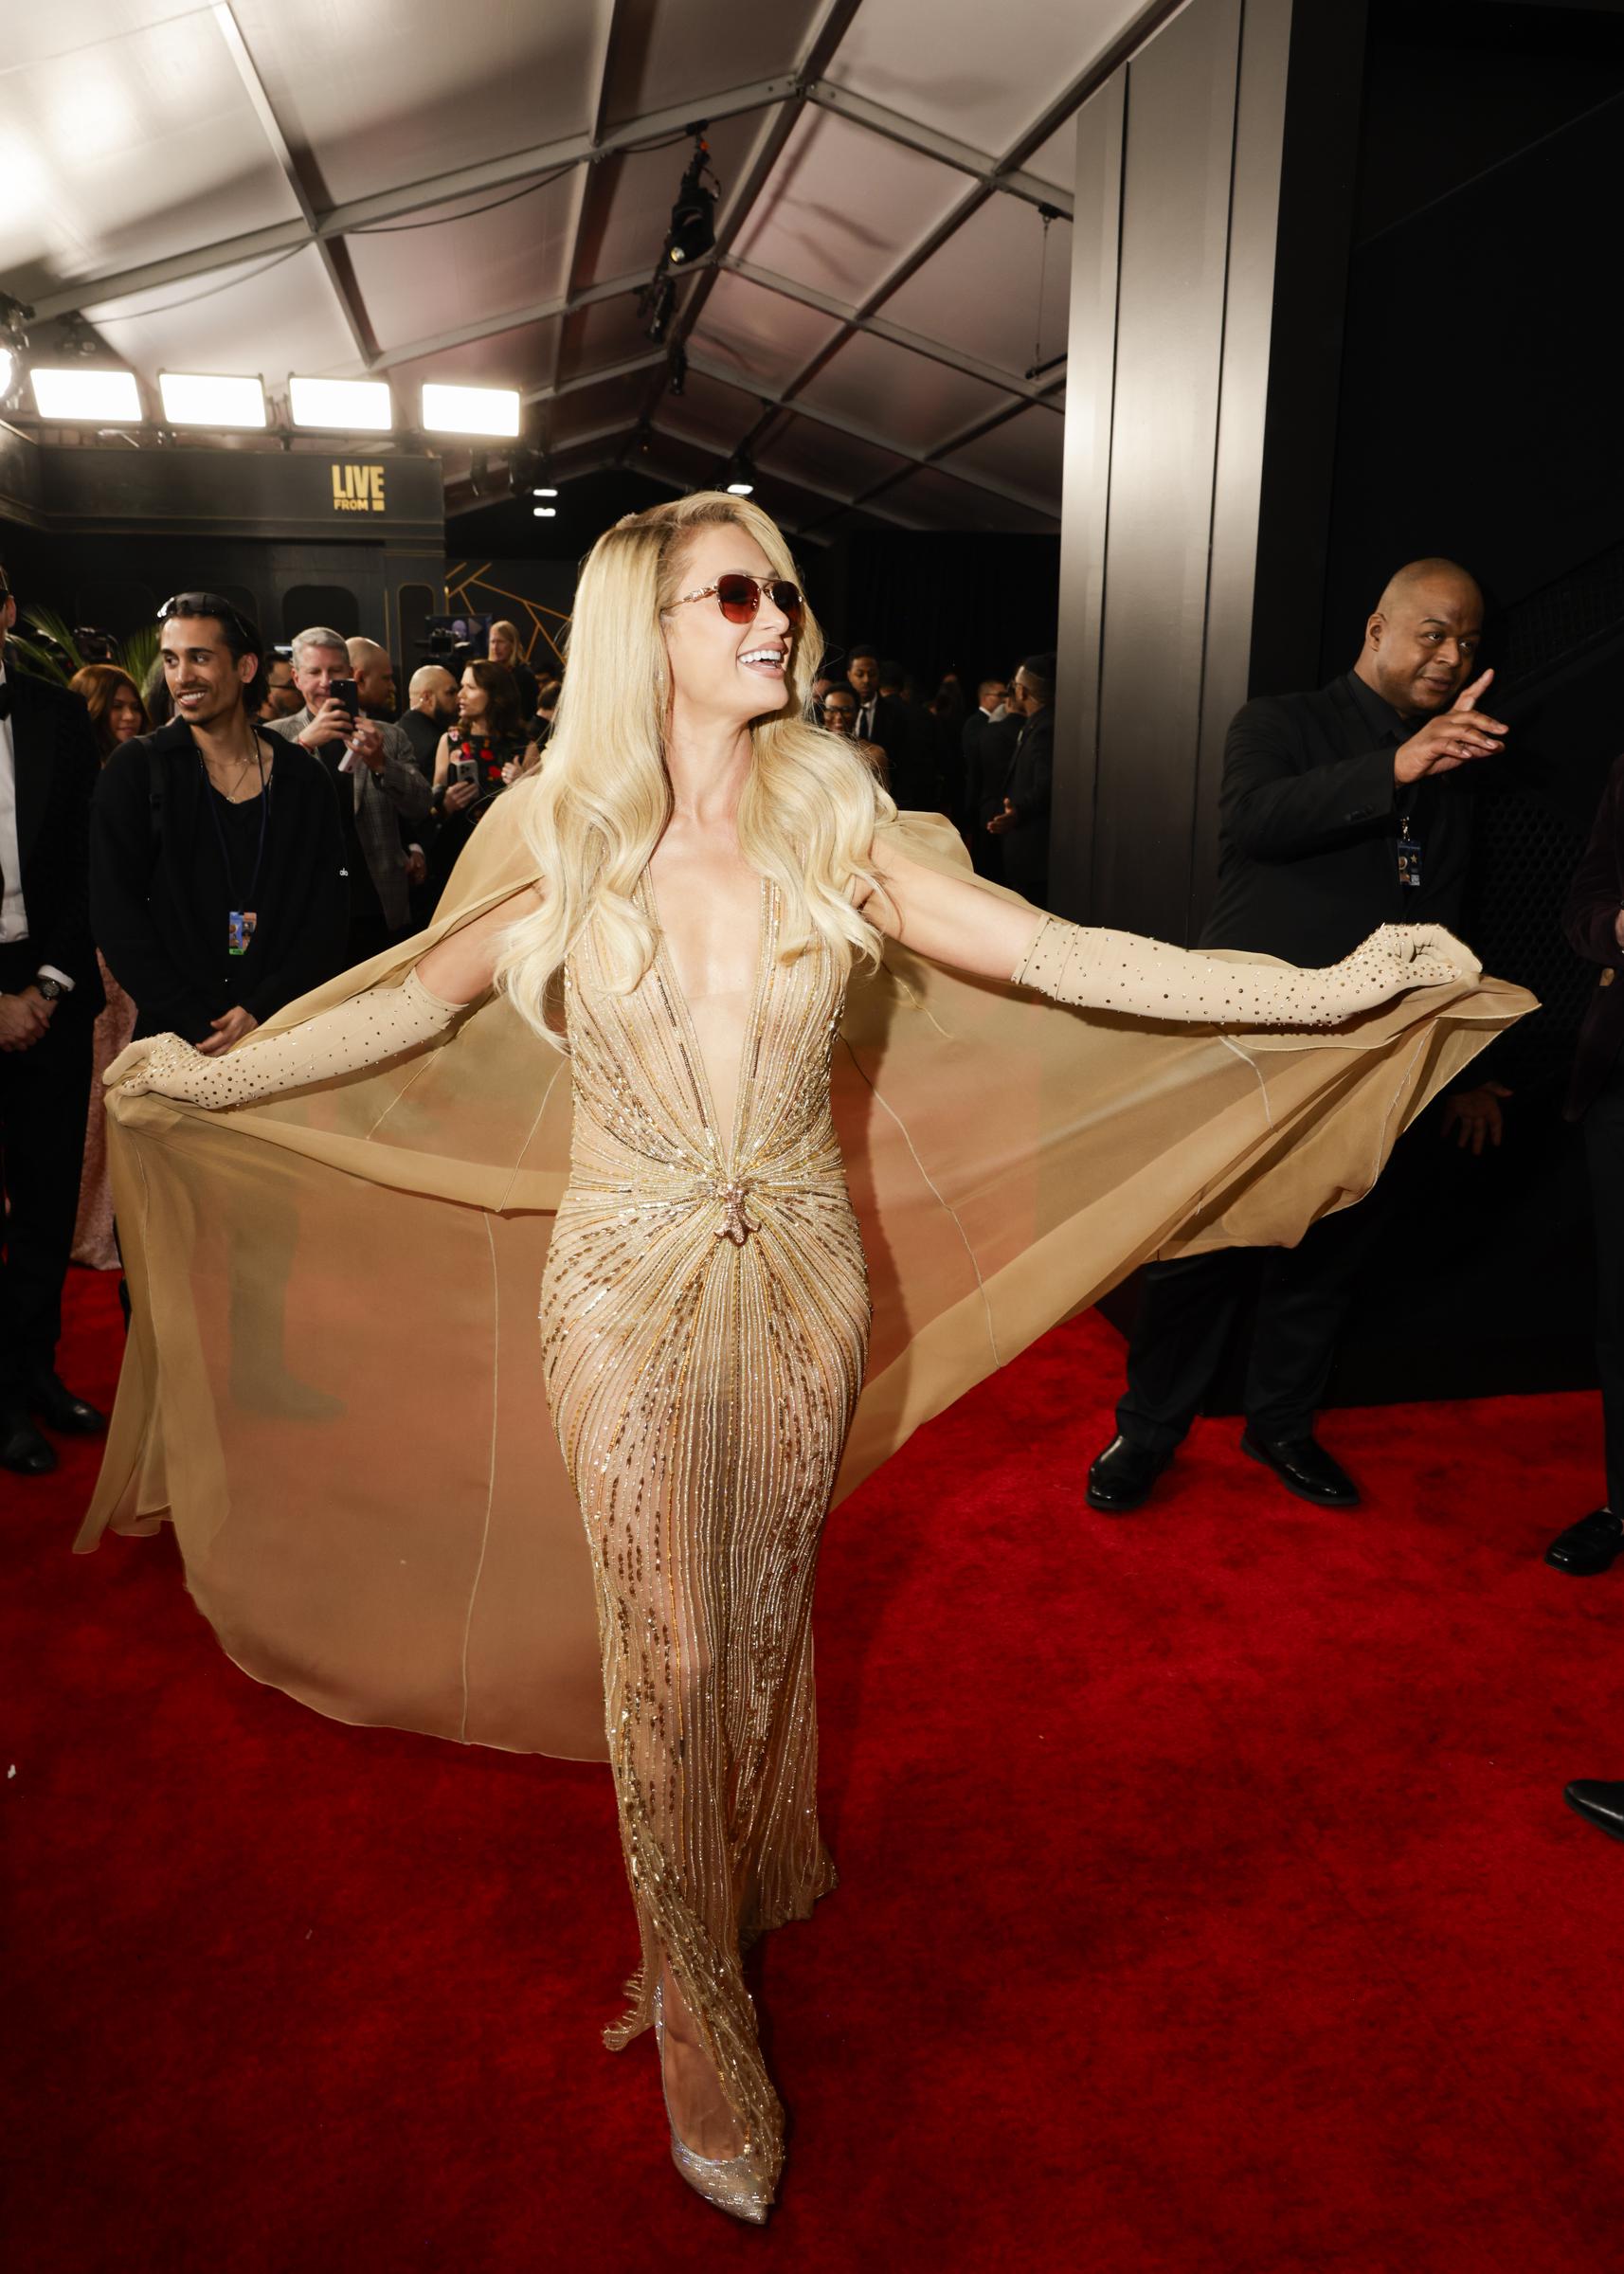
[1086,1434,1172,1514]
[1545,1507,1623,1576]
[1239,1429,1360,1507]
[1564,1781,1624,1842]
[28,1372,107,1436]
[1,1411,58,1476]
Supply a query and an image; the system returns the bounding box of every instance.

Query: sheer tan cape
[79,806,1532,1761]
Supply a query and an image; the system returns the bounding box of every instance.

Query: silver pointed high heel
[652,1982,773,2226]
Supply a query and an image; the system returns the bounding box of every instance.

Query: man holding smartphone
[267,624,429,964]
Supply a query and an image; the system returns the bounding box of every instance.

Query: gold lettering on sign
[330,463,388,514]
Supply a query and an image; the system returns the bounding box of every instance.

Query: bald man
[346,636,397,722]
[1088,559,1508,1517]
[400,663,458,776]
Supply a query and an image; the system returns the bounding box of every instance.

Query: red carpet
[5,1267,1621,2271]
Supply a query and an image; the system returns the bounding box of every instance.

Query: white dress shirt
[0,657,75,989]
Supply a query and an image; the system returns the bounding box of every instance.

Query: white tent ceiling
[1,0,1185,540]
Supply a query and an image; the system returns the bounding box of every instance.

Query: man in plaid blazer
[267,625,429,962]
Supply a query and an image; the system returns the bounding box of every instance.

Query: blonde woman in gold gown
[107,496,1498,2223]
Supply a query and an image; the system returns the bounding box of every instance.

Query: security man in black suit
[1088,558,1509,1514]
[0,563,108,1476]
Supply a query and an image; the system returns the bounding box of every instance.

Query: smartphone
[330,677,360,721]
[453,757,480,789]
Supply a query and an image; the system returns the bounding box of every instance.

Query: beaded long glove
[1011,917,1480,1028]
[103,969,469,1109]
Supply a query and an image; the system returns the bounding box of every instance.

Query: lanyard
[200,744,271,915]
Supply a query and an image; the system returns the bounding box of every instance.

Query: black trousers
[0,945,95,1407]
[1116,1177,1397,1453]
[1583,1059,1624,1515]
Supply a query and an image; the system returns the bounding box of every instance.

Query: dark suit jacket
[863,693,938,810]
[1200,673,1473,963]
[1562,750,1624,1120]
[961,708,1007,876]
[1001,706,1054,895]
[92,718,349,1042]
[2,666,104,1016]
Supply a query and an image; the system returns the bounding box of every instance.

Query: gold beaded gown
[80,800,1531,2179]
[544,878,861,2170]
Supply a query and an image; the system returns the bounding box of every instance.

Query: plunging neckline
[640,867,772,1173]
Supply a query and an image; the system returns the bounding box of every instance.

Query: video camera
[416,611,493,670]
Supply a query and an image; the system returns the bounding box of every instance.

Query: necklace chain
[201,727,268,803]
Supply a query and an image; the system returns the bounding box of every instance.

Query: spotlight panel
[28,368,142,422]
[422,383,520,439]
[290,375,392,431]
[158,371,267,428]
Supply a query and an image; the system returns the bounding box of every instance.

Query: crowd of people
[807,644,1057,904]
[0,577,563,1477]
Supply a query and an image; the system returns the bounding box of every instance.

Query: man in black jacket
[1088,559,1508,1515]
[91,595,348,1047]
[848,648,939,810]
[961,676,1010,877]
[988,653,1056,905]
[0,562,108,1474]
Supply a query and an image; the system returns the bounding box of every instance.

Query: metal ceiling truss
[212,2,377,368]
[803,81,1072,216]
[369,268,652,372]
[545,0,629,418]
[680,350,1057,522]
[28,72,802,323]
[755,0,1190,431]
[716,255,1056,401]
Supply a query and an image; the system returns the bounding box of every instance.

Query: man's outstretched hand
[1396,669,1507,785]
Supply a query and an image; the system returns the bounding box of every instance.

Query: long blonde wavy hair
[494,491,895,1043]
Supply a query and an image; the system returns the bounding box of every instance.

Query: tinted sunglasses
[673,573,803,627]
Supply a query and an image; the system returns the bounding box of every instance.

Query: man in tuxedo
[847,647,939,810]
[0,563,108,1475]
[1087,558,1510,1516]
[987,653,1056,905]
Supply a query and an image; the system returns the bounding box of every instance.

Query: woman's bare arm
[863,841,1042,980]
[415,884,539,1004]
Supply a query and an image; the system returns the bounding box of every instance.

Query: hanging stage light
[158,371,267,428]
[421,382,521,438]
[724,451,756,497]
[289,375,392,431]
[28,368,143,422]
[662,131,717,270]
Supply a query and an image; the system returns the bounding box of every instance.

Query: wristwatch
[35,976,64,1002]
